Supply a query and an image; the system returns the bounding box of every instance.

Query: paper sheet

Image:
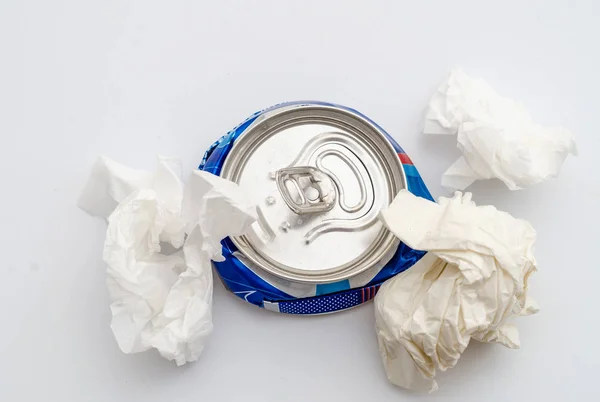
[79,156,256,365]
[375,190,538,391]
[424,68,577,190]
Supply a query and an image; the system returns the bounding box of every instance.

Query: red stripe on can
[398,153,413,165]
[361,288,365,303]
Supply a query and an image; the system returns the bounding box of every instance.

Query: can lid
[221,104,406,284]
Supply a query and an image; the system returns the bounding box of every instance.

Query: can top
[221,104,406,284]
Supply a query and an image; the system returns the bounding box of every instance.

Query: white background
[1,1,599,400]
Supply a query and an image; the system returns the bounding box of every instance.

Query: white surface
[423,68,578,190]
[376,191,538,391]
[77,157,257,366]
[1,0,598,400]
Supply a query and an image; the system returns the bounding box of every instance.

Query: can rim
[221,104,406,284]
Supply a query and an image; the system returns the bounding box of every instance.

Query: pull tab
[276,166,336,215]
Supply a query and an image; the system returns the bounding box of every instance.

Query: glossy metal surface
[220,104,406,283]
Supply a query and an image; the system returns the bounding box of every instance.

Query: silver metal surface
[220,104,406,284]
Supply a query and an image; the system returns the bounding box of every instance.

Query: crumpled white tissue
[78,156,256,365]
[424,68,577,190]
[375,190,538,392]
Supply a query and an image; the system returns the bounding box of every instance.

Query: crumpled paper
[78,156,256,365]
[375,190,538,391]
[424,68,577,190]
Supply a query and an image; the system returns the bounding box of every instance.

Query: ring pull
[275,166,336,215]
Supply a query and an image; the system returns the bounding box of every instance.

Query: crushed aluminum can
[200,101,433,314]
